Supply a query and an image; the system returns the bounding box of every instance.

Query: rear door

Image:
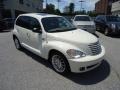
[15,16,31,46]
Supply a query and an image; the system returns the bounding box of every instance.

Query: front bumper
[111,28,120,35]
[68,46,105,73]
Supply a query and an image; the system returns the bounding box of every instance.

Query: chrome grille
[88,41,101,55]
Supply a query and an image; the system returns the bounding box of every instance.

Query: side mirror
[32,28,42,33]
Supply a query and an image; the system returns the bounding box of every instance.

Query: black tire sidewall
[14,37,21,50]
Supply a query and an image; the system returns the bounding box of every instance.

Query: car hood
[47,29,98,44]
[73,21,95,26]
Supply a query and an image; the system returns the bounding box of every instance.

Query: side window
[16,17,23,26]
[96,16,101,21]
[16,16,31,30]
[30,17,41,30]
[100,16,105,22]
[22,16,31,29]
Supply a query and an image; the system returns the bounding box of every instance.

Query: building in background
[95,0,113,15]
[111,0,120,16]
[0,0,4,19]
[0,0,43,19]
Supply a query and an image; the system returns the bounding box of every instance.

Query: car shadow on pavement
[64,60,110,85]
[20,48,110,85]
[20,48,52,69]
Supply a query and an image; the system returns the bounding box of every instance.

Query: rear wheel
[50,52,70,74]
[13,37,22,50]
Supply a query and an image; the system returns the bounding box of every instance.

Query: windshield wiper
[65,27,76,30]
[48,27,76,33]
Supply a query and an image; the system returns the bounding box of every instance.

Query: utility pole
[79,0,84,11]
[45,0,48,8]
[57,0,61,10]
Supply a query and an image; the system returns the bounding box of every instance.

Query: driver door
[28,17,43,55]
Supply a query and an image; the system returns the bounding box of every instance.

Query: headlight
[66,49,86,59]
[111,24,116,29]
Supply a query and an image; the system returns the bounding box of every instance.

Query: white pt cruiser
[13,13,105,74]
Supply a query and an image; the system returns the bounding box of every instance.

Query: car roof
[97,15,117,17]
[18,13,61,19]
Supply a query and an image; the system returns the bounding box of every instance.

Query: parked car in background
[95,15,120,36]
[72,15,96,34]
[0,20,6,31]
[13,13,105,74]
[3,18,15,29]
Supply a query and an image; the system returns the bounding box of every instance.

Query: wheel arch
[48,49,71,72]
[48,49,66,61]
[13,34,17,40]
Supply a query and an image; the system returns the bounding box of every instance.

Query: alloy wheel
[51,55,66,73]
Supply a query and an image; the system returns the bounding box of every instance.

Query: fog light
[79,67,85,71]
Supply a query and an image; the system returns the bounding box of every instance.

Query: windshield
[74,16,91,21]
[41,17,76,33]
[106,16,120,22]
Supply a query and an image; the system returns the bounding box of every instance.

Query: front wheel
[50,52,70,74]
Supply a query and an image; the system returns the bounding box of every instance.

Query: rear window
[74,16,91,21]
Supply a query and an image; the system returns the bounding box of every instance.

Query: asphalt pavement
[0,31,120,90]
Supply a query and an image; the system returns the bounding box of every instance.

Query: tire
[50,52,70,75]
[104,28,110,36]
[13,37,22,50]
[96,26,99,31]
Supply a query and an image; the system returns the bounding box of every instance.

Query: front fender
[43,41,79,59]
[12,28,20,39]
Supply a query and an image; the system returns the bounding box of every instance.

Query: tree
[44,4,55,14]
[69,3,74,14]
[43,3,61,15]
[55,9,61,14]
[87,11,97,17]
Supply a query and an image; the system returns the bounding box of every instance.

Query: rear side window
[96,16,105,20]
[16,16,31,29]
[16,16,41,30]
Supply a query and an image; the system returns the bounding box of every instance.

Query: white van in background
[73,15,96,34]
